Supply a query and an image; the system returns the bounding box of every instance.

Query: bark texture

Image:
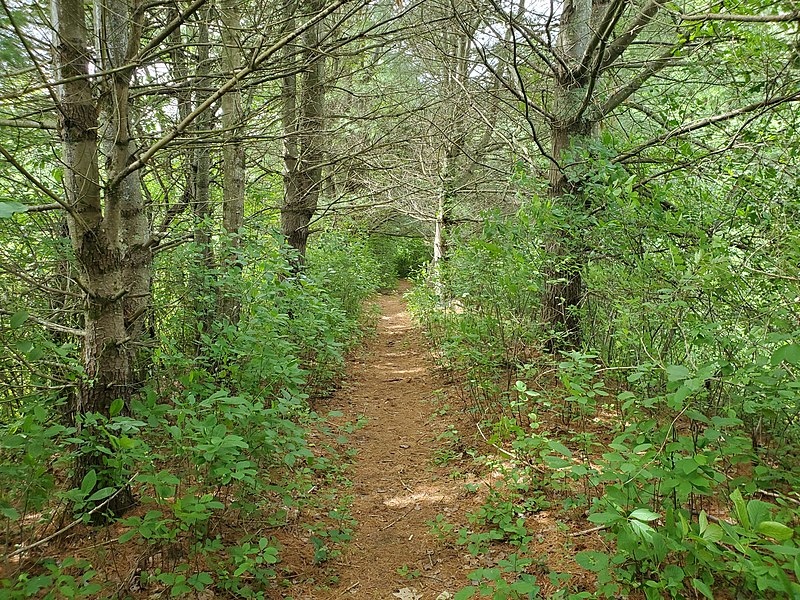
[219,0,246,322]
[281,0,325,266]
[542,0,611,348]
[54,0,151,515]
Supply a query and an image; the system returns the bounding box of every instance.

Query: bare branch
[0,309,85,337]
[0,119,57,130]
[681,11,800,23]
[601,46,686,115]
[602,0,666,70]
[110,0,363,187]
[615,90,800,163]
[0,141,78,221]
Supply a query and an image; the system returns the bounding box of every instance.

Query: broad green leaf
[119,529,137,543]
[9,310,28,329]
[771,343,800,366]
[699,510,708,533]
[629,508,660,522]
[588,511,623,525]
[80,469,97,494]
[665,365,690,382]
[0,201,27,218]
[757,521,794,541]
[629,519,655,541]
[692,578,714,599]
[574,550,608,572]
[548,440,573,458]
[747,499,773,529]
[453,587,476,600]
[702,523,723,543]
[731,489,750,529]
[87,486,115,502]
[110,398,124,417]
[0,506,20,520]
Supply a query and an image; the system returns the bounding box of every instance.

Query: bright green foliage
[410,152,800,597]
[367,234,432,280]
[307,230,392,318]
[0,228,387,596]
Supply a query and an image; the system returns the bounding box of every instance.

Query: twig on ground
[758,489,800,505]
[339,580,360,597]
[381,507,415,530]
[5,473,138,560]
[570,524,607,537]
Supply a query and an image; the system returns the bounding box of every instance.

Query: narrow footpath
[294,285,480,599]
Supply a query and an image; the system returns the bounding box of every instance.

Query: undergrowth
[0,230,386,598]
[409,191,800,599]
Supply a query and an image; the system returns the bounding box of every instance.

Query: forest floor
[284,283,490,599]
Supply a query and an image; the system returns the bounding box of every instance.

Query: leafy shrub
[0,228,385,597]
[410,182,800,597]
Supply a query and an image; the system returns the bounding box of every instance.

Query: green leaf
[757,521,794,541]
[87,487,115,503]
[588,511,623,525]
[692,578,714,599]
[666,365,690,382]
[9,310,28,329]
[629,519,655,541]
[80,470,98,494]
[629,508,660,522]
[731,488,750,529]
[771,343,800,366]
[0,506,20,520]
[453,587,476,600]
[548,440,573,458]
[702,523,723,542]
[110,398,124,417]
[747,499,773,529]
[118,529,137,543]
[575,551,608,572]
[0,201,27,218]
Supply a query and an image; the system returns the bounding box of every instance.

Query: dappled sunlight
[376,366,425,376]
[383,483,457,508]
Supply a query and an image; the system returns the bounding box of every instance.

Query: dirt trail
[299,285,476,599]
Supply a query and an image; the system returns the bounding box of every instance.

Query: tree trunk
[541,0,608,349]
[53,0,137,516]
[219,0,246,323]
[96,0,152,387]
[427,7,475,299]
[281,0,325,268]
[193,9,215,344]
[542,121,592,348]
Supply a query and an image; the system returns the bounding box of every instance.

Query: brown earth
[287,284,485,599]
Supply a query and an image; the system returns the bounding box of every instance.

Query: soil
[286,283,485,599]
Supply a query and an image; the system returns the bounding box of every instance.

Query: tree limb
[602,0,666,70]
[681,11,800,22]
[0,309,85,337]
[0,141,79,222]
[601,46,686,116]
[110,0,362,187]
[614,90,800,163]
